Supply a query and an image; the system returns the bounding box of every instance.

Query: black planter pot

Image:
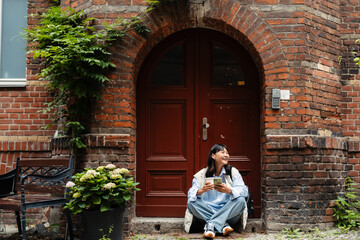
[80,206,126,240]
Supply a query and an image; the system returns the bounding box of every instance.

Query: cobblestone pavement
[1,225,360,240]
[127,228,360,240]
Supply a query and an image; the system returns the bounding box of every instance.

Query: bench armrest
[19,168,73,203]
[0,169,17,197]
[20,168,72,185]
[0,168,17,180]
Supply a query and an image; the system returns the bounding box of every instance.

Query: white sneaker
[222,222,234,236]
[203,222,216,239]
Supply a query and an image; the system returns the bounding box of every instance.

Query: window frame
[0,0,27,87]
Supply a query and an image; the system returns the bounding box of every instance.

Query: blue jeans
[187,196,246,232]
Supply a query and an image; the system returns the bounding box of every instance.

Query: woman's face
[212,148,230,166]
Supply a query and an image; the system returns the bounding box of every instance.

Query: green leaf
[79,202,86,208]
[114,198,125,205]
[123,194,131,201]
[100,201,111,212]
[93,196,101,204]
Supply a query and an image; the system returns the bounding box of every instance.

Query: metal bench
[0,156,74,240]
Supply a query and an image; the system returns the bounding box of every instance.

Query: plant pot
[80,205,125,240]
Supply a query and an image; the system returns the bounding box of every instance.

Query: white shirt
[187,167,248,213]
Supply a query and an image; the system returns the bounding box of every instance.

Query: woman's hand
[214,183,232,194]
[197,182,214,195]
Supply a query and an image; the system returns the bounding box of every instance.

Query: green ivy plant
[26,0,185,151]
[333,177,360,230]
[26,6,148,151]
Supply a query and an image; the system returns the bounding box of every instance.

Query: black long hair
[205,144,232,177]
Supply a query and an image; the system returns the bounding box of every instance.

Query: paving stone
[126,228,360,240]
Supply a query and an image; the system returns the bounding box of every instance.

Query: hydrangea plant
[64,164,140,214]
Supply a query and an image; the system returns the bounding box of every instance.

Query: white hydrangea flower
[66,181,75,188]
[87,170,100,176]
[112,168,121,174]
[119,168,130,174]
[96,166,105,171]
[112,168,130,174]
[104,182,116,189]
[105,164,116,170]
[80,173,94,182]
[109,173,122,179]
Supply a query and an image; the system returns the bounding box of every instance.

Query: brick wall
[0,0,56,174]
[255,0,341,136]
[61,0,346,232]
[0,0,357,234]
[253,0,343,230]
[340,0,360,182]
[263,135,347,230]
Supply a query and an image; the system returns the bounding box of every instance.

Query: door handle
[202,117,210,141]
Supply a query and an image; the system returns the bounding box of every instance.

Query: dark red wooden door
[137,29,260,217]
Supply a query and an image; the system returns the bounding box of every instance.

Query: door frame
[135,28,262,217]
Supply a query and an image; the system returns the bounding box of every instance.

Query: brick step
[131,217,264,235]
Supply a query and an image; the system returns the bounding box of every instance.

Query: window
[0,0,27,87]
[213,45,245,87]
[151,45,183,86]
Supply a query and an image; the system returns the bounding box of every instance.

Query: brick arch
[113,1,287,88]
[93,1,289,137]
[101,1,289,136]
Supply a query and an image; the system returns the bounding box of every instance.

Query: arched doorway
[136,28,260,218]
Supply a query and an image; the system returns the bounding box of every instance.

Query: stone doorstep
[130,217,264,235]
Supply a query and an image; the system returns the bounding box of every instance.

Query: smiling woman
[185,144,248,238]
[209,146,230,177]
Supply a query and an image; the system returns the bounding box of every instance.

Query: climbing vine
[26,4,148,151]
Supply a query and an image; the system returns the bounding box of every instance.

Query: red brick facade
[0,0,359,233]
[341,0,360,182]
[0,0,55,174]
